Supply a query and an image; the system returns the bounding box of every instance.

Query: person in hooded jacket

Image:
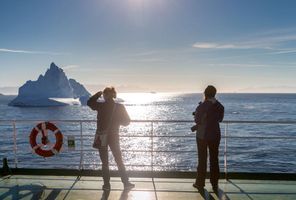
[87,87,135,191]
[192,85,224,192]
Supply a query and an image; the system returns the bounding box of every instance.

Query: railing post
[79,121,84,170]
[224,122,228,180]
[150,122,154,176]
[12,121,18,168]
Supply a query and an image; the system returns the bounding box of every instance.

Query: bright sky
[1,0,296,93]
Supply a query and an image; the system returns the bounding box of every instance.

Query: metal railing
[1,119,296,176]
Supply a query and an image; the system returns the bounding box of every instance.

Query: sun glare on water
[119,93,159,105]
[118,93,161,120]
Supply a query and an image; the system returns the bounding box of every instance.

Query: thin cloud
[268,49,296,55]
[238,85,296,93]
[207,63,270,68]
[193,29,296,51]
[192,40,273,50]
[193,43,219,49]
[192,42,259,49]
[124,49,169,63]
[131,50,159,57]
[0,48,68,55]
[125,58,168,63]
[206,62,296,69]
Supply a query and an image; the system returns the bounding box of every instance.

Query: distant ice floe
[49,98,81,105]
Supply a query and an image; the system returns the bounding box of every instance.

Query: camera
[191,124,197,132]
[191,102,202,132]
[191,111,197,132]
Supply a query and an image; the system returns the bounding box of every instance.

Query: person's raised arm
[87,91,102,111]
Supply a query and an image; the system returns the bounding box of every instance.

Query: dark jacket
[87,94,130,135]
[194,99,224,141]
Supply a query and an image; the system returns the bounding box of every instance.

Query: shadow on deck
[1,175,296,200]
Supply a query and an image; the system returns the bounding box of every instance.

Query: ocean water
[0,93,296,173]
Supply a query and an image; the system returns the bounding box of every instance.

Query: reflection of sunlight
[118,93,159,105]
[118,93,161,120]
[126,105,151,120]
[117,93,178,120]
[129,191,155,200]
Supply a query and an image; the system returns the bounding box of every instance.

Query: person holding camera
[87,87,135,191]
[192,85,224,192]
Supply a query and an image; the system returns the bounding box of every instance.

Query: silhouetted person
[192,85,224,192]
[87,87,135,191]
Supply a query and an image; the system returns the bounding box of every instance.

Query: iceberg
[69,79,90,98]
[9,62,90,107]
[69,78,91,105]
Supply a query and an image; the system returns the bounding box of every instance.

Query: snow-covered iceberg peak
[18,62,74,98]
[9,62,90,107]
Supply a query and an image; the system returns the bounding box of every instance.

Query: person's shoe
[102,183,111,191]
[193,183,204,192]
[124,182,135,190]
[212,185,218,193]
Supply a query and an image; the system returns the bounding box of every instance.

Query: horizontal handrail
[1,119,296,175]
[1,119,296,124]
[2,134,296,139]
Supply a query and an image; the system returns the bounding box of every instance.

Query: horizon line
[2,91,296,96]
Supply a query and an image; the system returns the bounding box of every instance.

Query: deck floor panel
[0,175,295,200]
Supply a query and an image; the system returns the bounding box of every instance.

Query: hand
[191,125,197,132]
[94,91,102,97]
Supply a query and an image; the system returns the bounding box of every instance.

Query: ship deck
[1,175,296,200]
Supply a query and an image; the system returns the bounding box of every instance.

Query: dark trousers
[195,138,220,187]
[98,134,128,184]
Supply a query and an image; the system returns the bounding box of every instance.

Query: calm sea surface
[1,93,296,173]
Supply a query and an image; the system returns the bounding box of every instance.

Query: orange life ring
[29,122,63,157]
